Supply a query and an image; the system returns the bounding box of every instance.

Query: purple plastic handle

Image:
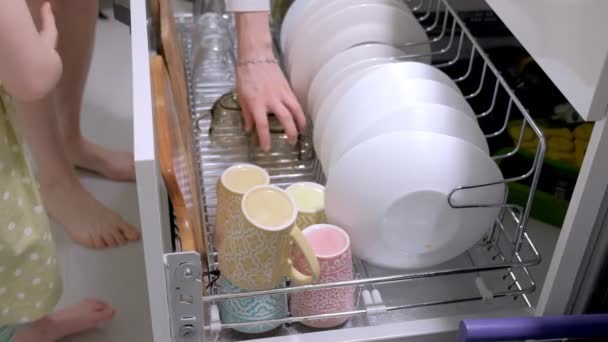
[459,314,608,342]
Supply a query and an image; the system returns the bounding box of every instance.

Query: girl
[1,2,113,341]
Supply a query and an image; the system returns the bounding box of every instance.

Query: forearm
[225,0,270,12]
[235,12,274,60]
[0,1,61,102]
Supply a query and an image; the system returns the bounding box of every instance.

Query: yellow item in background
[547,137,574,153]
[543,127,572,140]
[521,139,539,153]
[508,123,535,143]
[507,120,593,170]
[574,123,593,141]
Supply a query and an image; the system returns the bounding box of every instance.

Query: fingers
[271,103,298,145]
[252,106,271,151]
[283,92,307,134]
[241,105,254,133]
[40,2,58,48]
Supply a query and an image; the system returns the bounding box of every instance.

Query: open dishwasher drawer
[131,0,608,341]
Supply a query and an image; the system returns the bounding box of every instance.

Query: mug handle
[287,227,320,286]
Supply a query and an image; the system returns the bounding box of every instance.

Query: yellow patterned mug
[286,182,326,230]
[219,185,320,290]
[214,164,270,249]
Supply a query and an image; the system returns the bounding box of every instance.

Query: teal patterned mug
[218,277,287,334]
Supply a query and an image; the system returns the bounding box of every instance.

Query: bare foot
[66,137,135,182]
[41,179,140,249]
[15,299,115,342]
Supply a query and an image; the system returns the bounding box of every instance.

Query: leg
[14,299,114,342]
[14,96,140,249]
[53,0,135,182]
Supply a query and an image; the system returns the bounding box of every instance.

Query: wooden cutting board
[159,0,191,130]
[150,54,206,263]
[150,0,160,48]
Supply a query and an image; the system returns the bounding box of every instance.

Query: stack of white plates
[281,1,505,270]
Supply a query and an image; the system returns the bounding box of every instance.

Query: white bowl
[280,0,312,55]
[282,0,412,72]
[321,103,488,173]
[287,3,429,104]
[325,131,504,269]
[306,43,431,116]
[314,64,472,160]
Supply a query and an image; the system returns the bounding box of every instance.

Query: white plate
[287,3,429,104]
[306,43,431,116]
[280,0,314,56]
[321,103,489,173]
[283,0,410,71]
[325,131,504,269]
[314,64,471,161]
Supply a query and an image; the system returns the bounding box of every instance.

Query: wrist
[236,57,279,68]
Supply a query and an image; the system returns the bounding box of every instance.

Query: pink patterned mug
[289,224,355,328]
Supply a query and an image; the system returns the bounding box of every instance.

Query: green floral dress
[0,92,62,337]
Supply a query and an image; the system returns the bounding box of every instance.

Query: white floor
[50,15,153,342]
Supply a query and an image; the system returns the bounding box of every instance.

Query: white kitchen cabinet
[130,0,608,341]
[485,0,608,121]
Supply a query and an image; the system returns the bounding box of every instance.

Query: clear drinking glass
[191,11,236,84]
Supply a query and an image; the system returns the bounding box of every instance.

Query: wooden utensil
[159,0,191,130]
[150,0,161,48]
[150,54,207,262]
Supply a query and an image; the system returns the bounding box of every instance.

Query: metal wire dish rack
[175,0,547,339]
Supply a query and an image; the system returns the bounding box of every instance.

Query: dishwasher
[129,0,608,341]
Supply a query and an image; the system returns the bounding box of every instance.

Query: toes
[111,229,127,246]
[120,224,140,242]
[82,299,110,310]
[77,234,98,250]
[102,233,118,248]
[97,306,115,323]
[80,299,115,325]
[92,235,107,249]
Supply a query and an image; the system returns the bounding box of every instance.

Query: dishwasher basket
[164,0,548,340]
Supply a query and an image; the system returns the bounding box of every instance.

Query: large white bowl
[314,64,472,160]
[321,103,489,173]
[325,131,505,269]
[280,0,312,55]
[282,0,411,71]
[287,3,429,104]
[306,43,431,116]
[313,60,461,129]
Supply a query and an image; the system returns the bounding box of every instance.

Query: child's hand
[40,2,58,49]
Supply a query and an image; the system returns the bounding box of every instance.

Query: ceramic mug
[289,224,355,328]
[214,164,270,249]
[285,182,326,230]
[219,185,321,290]
[218,276,287,334]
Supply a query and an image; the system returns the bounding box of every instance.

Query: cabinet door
[131,0,174,341]
[485,0,608,121]
[536,117,608,315]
